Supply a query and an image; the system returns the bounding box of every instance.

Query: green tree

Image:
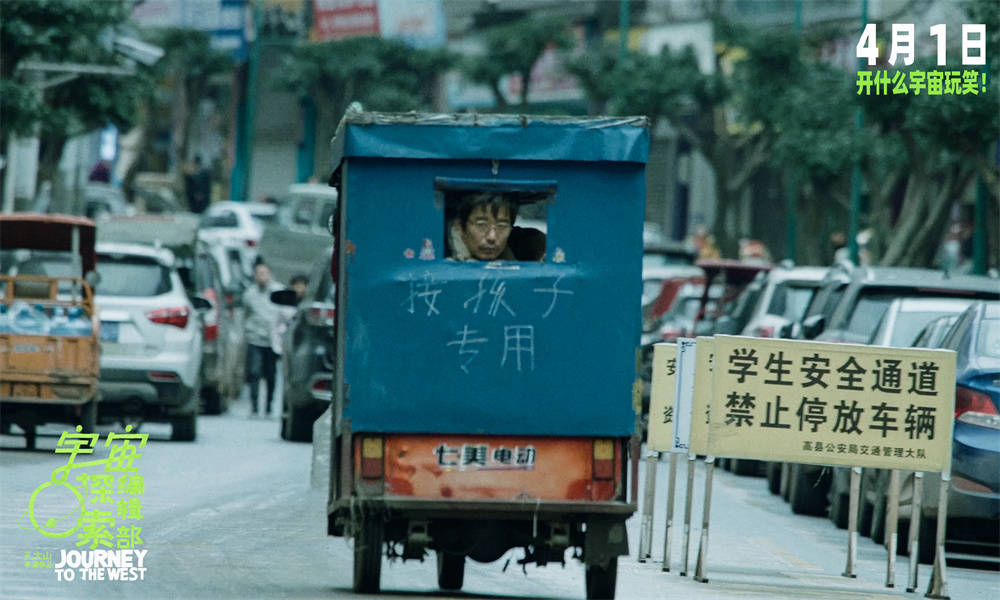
[1,0,144,204]
[460,17,574,110]
[272,36,453,175]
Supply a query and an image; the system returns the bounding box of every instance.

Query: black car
[277,248,335,441]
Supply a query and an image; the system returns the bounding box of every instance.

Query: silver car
[95,242,207,440]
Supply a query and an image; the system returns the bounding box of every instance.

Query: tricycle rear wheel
[352,518,383,593]
[585,557,618,599]
[436,551,465,591]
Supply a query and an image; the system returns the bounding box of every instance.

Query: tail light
[360,437,384,479]
[202,288,219,341]
[660,326,682,341]
[307,304,336,327]
[955,385,998,419]
[146,307,189,329]
[593,439,615,481]
[148,371,180,382]
[245,239,257,248]
[755,326,775,338]
[310,375,332,401]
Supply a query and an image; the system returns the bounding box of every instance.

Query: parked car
[198,201,269,273]
[83,183,134,220]
[641,265,704,331]
[738,265,827,338]
[913,314,961,350]
[863,302,1000,563]
[785,267,1000,516]
[691,259,772,336]
[259,184,337,284]
[869,297,975,347]
[825,296,977,529]
[810,267,999,343]
[100,214,238,416]
[186,243,236,414]
[273,248,335,441]
[94,242,208,440]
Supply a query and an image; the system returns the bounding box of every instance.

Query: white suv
[95,242,206,440]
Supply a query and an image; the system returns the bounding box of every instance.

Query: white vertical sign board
[672,338,697,454]
[647,343,677,451]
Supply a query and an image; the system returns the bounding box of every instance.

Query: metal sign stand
[842,466,861,578]
[680,453,696,576]
[638,451,659,562]
[906,472,924,593]
[661,452,679,572]
[693,456,715,583]
[925,472,951,599]
[885,469,900,587]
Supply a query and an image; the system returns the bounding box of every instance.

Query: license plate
[100,321,119,343]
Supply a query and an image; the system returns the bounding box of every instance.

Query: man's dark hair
[456,192,518,228]
[290,273,309,286]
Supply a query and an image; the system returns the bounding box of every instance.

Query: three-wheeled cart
[324,112,649,599]
[0,214,100,449]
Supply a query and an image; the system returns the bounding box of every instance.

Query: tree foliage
[272,36,454,175]
[566,8,996,268]
[1,0,139,138]
[0,0,152,202]
[460,17,574,108]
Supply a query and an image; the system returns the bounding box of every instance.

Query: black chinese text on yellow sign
[707,335,956,472]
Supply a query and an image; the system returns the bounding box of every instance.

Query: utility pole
[230,4,261,203]
[619,0,629,61]
[848,0,868,265]
[784,0,803,262]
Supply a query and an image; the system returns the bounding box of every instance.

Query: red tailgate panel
[378,435,621,502]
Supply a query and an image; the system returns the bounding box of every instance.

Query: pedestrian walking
[243,261,282,416]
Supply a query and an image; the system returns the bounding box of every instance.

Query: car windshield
[767,283,816,320]
[12,250,76,277]
[977,318,1000,358]
[845,292,898,335]
[97,254,171,297]
[886,309,968,347]
[201,211,239,229]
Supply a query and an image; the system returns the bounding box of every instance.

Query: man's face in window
[460,204,513,261]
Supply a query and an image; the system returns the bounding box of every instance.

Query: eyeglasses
[470,220,512,234]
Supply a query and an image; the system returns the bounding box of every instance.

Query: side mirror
[777,323,793,339]
[190,296,212,312]
[84,270,102,289]
[270,289,298,306]
[802,314,825,340]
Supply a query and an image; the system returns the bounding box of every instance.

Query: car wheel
[870,493,887,544]
[201,385,224,415]
[79,398,98,433]
[897,516,936,564]
[585,557,618,600]
[171,413,197,442]
[766,462,782,495]
[828,490,849,529]
[789,464,828,516]
[731,459,760,476]
[283,405,313,443]
[352,517,383,593]
[436,551,465,591]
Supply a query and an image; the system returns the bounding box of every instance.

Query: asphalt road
[2,393,997,600]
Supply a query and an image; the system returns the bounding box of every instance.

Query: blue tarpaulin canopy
[332,112,649,437]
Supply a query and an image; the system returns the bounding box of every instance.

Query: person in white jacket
[243,261,283,416]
